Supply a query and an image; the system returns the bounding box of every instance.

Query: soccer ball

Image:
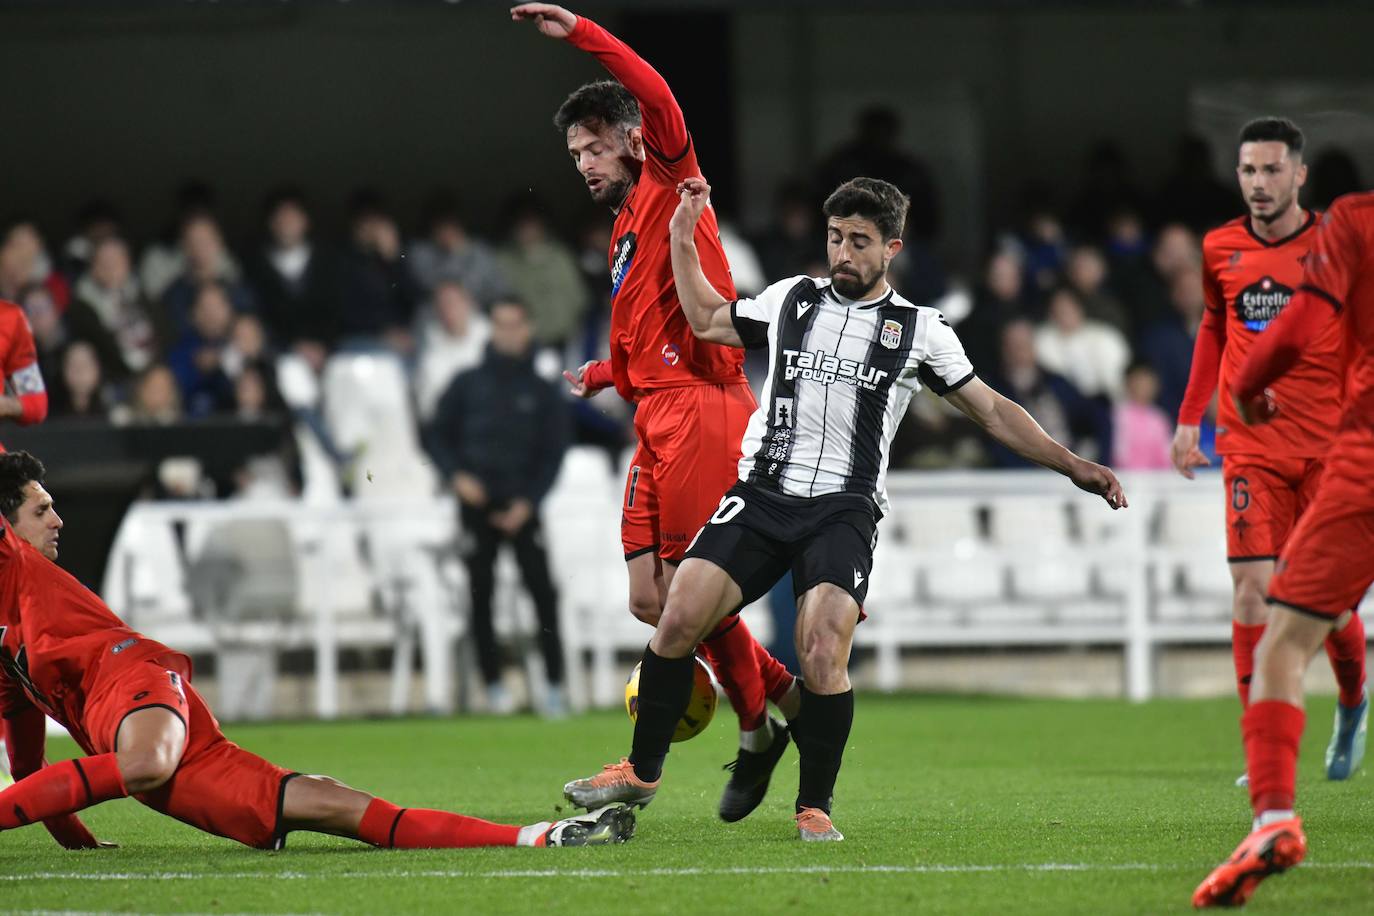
[625,655,717,742]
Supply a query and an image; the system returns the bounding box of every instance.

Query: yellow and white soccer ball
[625,655,717,742]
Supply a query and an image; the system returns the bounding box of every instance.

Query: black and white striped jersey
[729,275,975,513]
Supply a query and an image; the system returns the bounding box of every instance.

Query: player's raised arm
[946,377,1128,510]
[512,3,690,167]
[669,179,741,347]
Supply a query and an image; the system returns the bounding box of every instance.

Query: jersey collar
[1245,208,1317,248]
[824,282,894,309]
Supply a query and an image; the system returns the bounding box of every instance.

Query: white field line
[2,862,1372,881]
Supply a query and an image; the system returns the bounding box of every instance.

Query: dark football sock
[794,685,854,815]
[628,647,695,783]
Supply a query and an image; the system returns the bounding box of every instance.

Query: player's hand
[1234,388,1280,426]
[452,472,488,508]
[510,3,577,39]
[1169,424,1211,480]
[562,360,597,399]
[670,178,711,240]
[1069,459,1128,511]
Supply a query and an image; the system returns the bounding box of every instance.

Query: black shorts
[684,481,878,612]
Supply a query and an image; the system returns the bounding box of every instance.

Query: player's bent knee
[117,747,181,794]
[648,608,702,657]
[628,593,662,626]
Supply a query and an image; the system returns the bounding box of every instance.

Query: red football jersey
[569,18,745,401]
[0,298,48,441]
[0,519,184,751]
[1187,213,1344,457]
[1298,193,1374,435]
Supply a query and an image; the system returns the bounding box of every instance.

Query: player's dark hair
[1238,117,1305,156]
[553,80,642,134]
[823,178,910,241]
[0,451,46,523]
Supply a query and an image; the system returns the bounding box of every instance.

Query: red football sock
[358,798,520,848]
[700,617,768,731]
[1232,622,1266,708]
[1243,700,1305,815]
[0,753,127,829]
[1323,613,1367,708]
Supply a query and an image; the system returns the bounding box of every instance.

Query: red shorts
[1222,455,1325,562]
[83,658,295,849]
[622,381,756,564]
[1269,449,1374,619]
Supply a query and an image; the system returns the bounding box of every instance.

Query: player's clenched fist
[670,178,711,239]
[510,3,577,38]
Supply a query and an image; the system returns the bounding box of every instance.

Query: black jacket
[427,346,569,506]
[244,244,344,348]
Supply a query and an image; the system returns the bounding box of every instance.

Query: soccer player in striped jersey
[513,3,800,821]
[564,176,1126,841]
[1171,118,1366,785]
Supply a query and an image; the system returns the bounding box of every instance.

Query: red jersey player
[512,3,799,821]
[0,450,634,851]
[1193,191,1374,908]
[0,299,48,443]
[1171,118,1366,784]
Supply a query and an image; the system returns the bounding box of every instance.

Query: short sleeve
[730,275,806,350]
[1301,199,1367,312]
[916,312,975,396]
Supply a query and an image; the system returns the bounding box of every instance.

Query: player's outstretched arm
[947,377,1127,510]
[513,3,689,162]
[669,179,741,347]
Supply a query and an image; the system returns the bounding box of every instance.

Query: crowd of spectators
[0,125,1363,495]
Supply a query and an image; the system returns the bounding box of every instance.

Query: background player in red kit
[1193,192,1374,908]
[0,299,48,446]
[1170,118,1366,782]
[512,3,799,820]
[0,451,634,851]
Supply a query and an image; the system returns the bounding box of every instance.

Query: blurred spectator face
[235,366,268,416]
[268,200,310,248]
[62,341,102,402]
[1125,364,1161,406]
[1000,320,1038,372]
[20,286,62,349]
[1169,267,1206,323]
[1066,247,1107,293]
[512,212,547,249]
[0,242,31,293]
[431,215,466,251]
[136,366,181,419]
[985,251,1023,301]
[4,223,44,275]
[434,282,476,336]
[231,314,267,359]
[1153,224,1200,278]
[1027,210,1064,245]
[353,212,401,260]
[1107,210,1146,250]
[1237,141,1307,225]
[90,237,132,290]
[192,285,235,340]
[489,301,532,357]
[1047,289,1086,333]
[566,118,640,209]
[182,215,226,278]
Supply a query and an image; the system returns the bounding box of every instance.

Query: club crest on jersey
[880,319,902,349]
[661,343,680,366]
[1235,276,1293,331]
[782,348,888,390]
[610,231,637,298]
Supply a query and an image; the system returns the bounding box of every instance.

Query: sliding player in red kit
[1193,192,1374,907]
[512,4,799,821]
[0,451,634,851]
[1171,118,1366,785]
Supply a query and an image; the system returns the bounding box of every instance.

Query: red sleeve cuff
[18,391,47,425]
[584,360,614,391]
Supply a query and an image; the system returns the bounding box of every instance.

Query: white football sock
[517,822,553,847]
[740,718,774,752]
[1254,809,1295,831]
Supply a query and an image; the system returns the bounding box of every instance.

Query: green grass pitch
[3,694,1370,914]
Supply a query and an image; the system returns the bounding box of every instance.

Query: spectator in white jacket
[414,279,490,421]
[1033,285,1130,401]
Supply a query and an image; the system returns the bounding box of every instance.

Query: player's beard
[591,175,634,210]
[1252,187,1296,225]
[830,262,884,300]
